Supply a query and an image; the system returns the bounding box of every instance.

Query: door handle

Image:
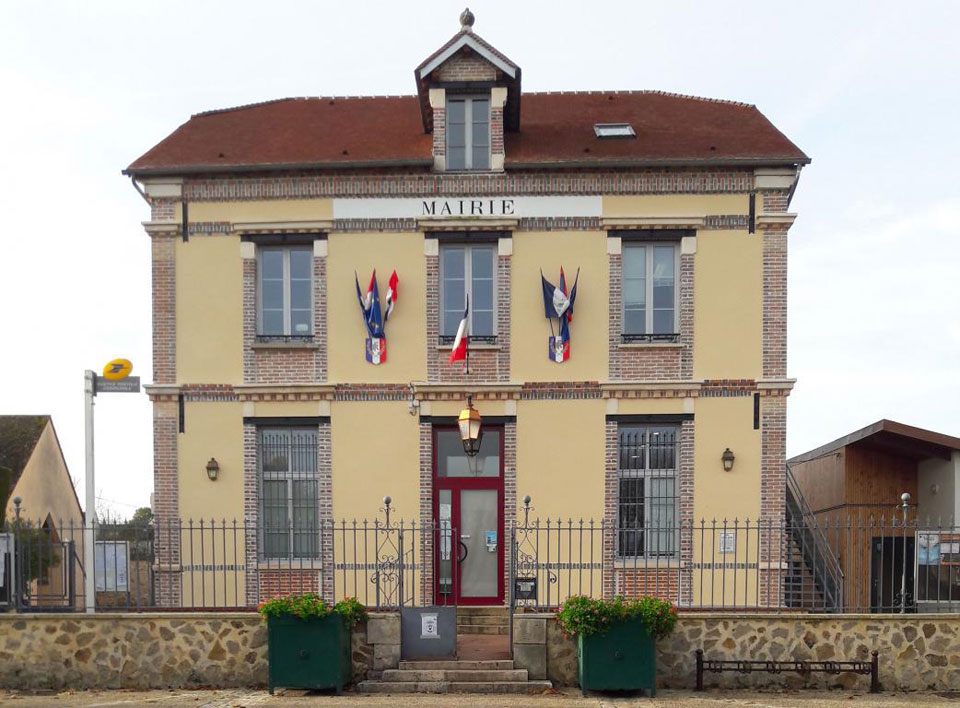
[458,540,469,564]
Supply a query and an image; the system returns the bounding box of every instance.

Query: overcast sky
[1,1,957,520]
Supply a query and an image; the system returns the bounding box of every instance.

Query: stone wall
[0,612,400,691]
[517,612,960,692]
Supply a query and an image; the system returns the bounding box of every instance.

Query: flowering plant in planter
[559,595,678,695]
[257,593,368,625]
[556,595,678,639]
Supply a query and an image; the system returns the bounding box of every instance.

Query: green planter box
[267,613,352,694]
[578,616,656,696]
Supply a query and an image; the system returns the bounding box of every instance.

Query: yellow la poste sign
[102,359,133,381]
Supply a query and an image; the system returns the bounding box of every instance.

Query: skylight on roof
[594,123,635,138]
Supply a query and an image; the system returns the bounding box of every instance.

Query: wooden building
[790,420,960,612]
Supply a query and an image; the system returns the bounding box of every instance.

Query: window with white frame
[622,242,679,342]
[440,244,496,341]
[446,96,490,171]
[258,247,313,338]
[259,427,319,559]
[617,425,678,558]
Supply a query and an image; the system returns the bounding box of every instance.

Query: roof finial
[460,7,475,32]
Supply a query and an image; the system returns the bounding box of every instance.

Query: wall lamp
[721,448,735,472]
[206,458,220,481]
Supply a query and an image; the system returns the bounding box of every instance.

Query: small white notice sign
[421,613,439,639]
[719,531,736,554]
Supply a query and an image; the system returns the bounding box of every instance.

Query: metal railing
[4,508,959,614]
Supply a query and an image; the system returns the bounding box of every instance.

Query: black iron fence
[4,510,960,614]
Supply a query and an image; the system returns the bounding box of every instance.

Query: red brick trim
[603,419,694,603]
[758,395,787,607]
[608,250,693,381]
[242,251,327,384]
[152,234,176,384]
[153,400,180,607]
[520,382,602,399]
[182,169,755,201]
[427,251,511,383]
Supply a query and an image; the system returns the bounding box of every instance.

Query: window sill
[252,339,318,351]
[614,558,682,569]
[618,342,682,350]
[435,343,501,352]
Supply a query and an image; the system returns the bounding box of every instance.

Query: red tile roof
[125,90,808,176]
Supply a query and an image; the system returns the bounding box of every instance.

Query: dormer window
[594,123,636,138]
[447,95,490,170]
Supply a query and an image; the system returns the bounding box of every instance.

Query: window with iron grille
[258,427,319,559]
[617,425,678,558]
[257,247,313,339]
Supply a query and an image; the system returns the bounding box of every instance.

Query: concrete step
[457,624,509,635]
[355,680,554,694]
[399,660,514,671]
[382,669,528,682]
[456,614,508,625]
[455,606,508,616]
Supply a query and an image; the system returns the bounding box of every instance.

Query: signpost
[84,359,140,613]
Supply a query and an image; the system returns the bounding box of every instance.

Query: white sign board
[95,541,129,592]
[421,612,440,639]
[333,195,602,221]
[718,531,736,555]
[0,534,11,588]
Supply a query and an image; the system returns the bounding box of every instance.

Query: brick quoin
[152,400,180,607]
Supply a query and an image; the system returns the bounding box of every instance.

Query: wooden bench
[695,649,879,693]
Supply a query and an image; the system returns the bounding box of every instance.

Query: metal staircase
[785,465,844,611]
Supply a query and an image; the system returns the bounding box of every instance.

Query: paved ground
[2,689,958,707]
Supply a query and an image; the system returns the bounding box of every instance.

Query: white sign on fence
[94,541,129,592]
[718,531,737,554]
[0,534,11,588]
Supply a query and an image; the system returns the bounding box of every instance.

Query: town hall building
[125,10,809,610]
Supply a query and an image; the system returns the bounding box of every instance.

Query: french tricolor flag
[448,296,469,366]
[384,270,398,322]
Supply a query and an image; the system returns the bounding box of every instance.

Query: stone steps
[382,669,528,682]
[399,660,513,670]
[359,658,552,694]
[456,614,507,625]
[355,680,554,694]
[457,624,509,635]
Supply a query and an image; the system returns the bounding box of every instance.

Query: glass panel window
[258,246,313,337]
[617,425,678,558]
[446,96,490,171]
[259,427,320,559]
[440,244,496,339]
[437,429,501,478]
[622,243,678,339]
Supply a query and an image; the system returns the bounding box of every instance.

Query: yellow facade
[175,236,244,384]
[510,231,608,382]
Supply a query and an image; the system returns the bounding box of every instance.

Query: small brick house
[125,11,808,609]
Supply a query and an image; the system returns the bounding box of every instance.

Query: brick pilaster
[151,235,176,384]
[503,421,517,598]
[759,394,787,607]
[418,422,434,605]
[153,400,180,607]
[242,423,258,607]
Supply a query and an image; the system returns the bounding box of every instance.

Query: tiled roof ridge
[522,89,755,108]
[191,94,418,119]
[190,89,754,121]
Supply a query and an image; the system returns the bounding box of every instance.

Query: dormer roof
[414,18,521,133]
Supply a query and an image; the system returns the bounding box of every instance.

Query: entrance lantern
[458,395,483,457]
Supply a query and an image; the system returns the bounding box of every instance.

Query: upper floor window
[259,427,319,559]
[440,244,496,342]
[622,243,678,343]
[617,425,678,558]
[258,247,312,338]
[446,96,490,171]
